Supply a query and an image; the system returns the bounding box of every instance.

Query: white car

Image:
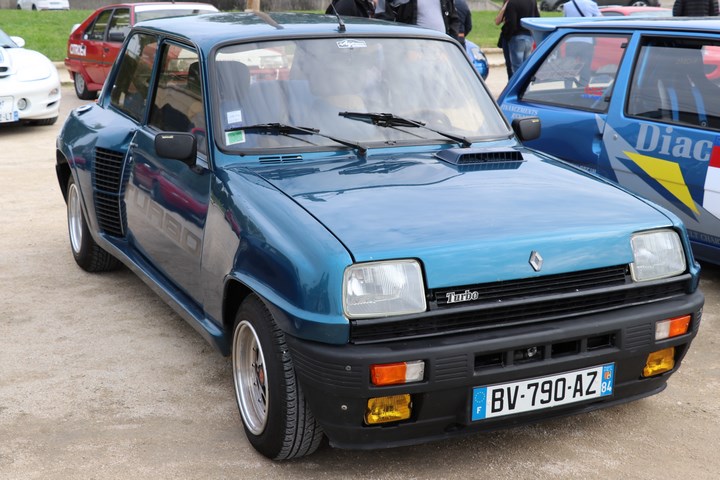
[0,29,61,125]
[16,0,69,10]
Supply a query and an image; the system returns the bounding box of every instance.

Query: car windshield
[0,29,18,48]
[213,37,508,152]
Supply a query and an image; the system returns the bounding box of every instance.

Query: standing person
[672,0,719,16]
[385,0,462,42]
[455,0,472,45]
[563,0,600,17]
[326,0,376,17]
[495,0,539,79]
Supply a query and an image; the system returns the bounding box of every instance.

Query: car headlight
[343,260,426,319]
[630,229,686,282]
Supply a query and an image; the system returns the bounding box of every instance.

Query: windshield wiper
[339,111,472,148]
[227,122,367,156]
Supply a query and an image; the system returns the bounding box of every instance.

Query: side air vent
[436,147,524,166]
[258,154,303,164]
[94,147,127,237]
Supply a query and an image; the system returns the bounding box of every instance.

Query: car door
[500,32,631,173]
[124,40,212,298]
[601,34,720,258]
[81,8,114,86]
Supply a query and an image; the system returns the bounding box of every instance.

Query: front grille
[94,147,127,236]
[433,265,628,308]
[349,267,690,344]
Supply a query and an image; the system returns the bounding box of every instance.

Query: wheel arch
[222,278,254,349]
[56,149,72,203]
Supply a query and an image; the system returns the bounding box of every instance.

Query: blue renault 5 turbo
[56,12,703,459]
[499,17,720,264]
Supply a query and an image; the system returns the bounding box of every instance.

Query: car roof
[134,11,448,51]
[100,2,217,9]
[523,16,720,33]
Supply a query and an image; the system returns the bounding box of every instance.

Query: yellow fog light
[365,394,411,425]
[642,347,675,377]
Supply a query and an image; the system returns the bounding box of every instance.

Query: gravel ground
[1,82,718,480]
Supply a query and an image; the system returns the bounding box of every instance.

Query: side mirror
[511,117,541,142]
[155,132,197,166]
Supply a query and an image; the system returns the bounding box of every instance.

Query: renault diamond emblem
[529,251,543,272]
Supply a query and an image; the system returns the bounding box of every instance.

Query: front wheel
[66,176,120,272]
[232,295,324,460]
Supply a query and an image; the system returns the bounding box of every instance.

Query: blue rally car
[499,17,720,264]
[56,12,703,460]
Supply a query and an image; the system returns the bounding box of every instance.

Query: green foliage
[0,8,563,62]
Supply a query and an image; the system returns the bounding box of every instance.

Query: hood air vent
[436,147,524,167]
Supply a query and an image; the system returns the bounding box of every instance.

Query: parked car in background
[540,0,660,12]
[466,39,489,79]
[64,2,218,100]
[0,28,60,125]
[56,12,703,460]
[16,0,68,10]
[600,6,672,16]
[499,17,720,263]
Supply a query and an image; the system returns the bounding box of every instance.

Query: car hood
[0,46,55,80]
[253,148,674,288]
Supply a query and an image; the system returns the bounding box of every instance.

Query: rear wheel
[73,72,95,100]
[66,176,120,272]
[232,295,324,460]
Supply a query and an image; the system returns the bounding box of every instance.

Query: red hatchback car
[65,2,217,99]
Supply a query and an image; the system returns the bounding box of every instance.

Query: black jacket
[672,0,719,16]
[326,0,375,17]
[384,0,462,41]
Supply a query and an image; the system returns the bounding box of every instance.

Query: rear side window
[627,37,720,130]
[86,9,112,41]
[109,33,158,122]
[521,34,630,113]
[107,8,130,43]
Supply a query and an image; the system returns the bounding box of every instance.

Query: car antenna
[330,4,346,33]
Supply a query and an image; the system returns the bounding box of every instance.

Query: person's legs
[501,37,512,80]
[508,34,533,75]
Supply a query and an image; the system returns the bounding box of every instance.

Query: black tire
[73,72,96,100]
[231,295,324,460]
[66,176,120,272]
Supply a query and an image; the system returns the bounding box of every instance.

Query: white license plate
[471,363,615,421]
[0,96,18,123]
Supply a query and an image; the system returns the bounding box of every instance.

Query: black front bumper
[285,291,703,450]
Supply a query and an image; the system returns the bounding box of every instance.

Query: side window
[149,44,207,155]
[86,9,113,41]
[107,8,130,43]
[521,34,630,113]
[627,38,720,130]
[109,33,158,122]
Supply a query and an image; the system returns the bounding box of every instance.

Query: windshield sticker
[337,39,367,49]
[225,130,246,146]
[226,110,243,125]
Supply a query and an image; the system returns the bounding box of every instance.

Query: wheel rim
[74,73,86,96]
[233,320,269,435]
[67,182,83,255]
